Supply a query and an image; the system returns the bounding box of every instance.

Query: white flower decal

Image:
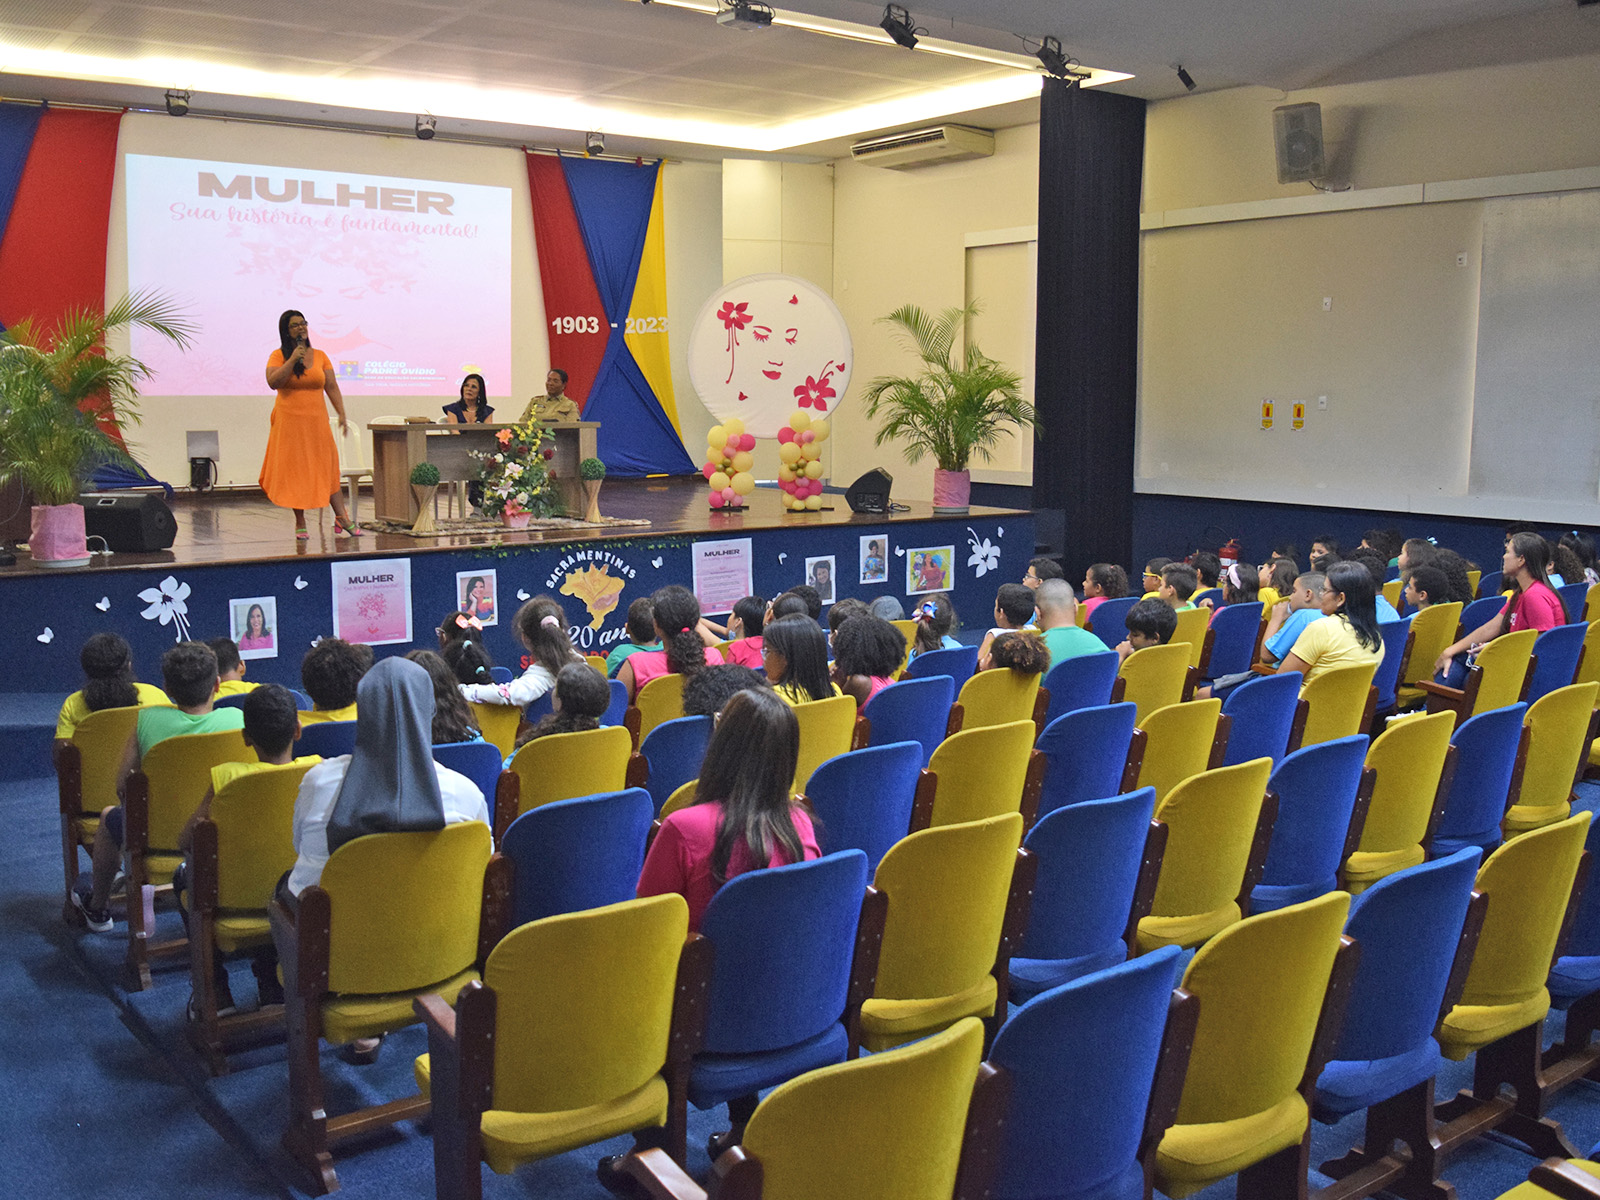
[967,528,1000,578]
[138,575,193,641]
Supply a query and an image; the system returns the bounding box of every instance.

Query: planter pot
[30,503,92,568]
[582,479,603,523]
[503,507,532,530]
[932,468,971,515]
[410,484,438,534]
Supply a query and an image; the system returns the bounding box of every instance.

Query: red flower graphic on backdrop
[718,300,754,383]
[793,365,839,412]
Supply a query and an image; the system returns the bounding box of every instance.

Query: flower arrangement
[580,456,607,481]
[471,417,557,519]
[409,461,440,486]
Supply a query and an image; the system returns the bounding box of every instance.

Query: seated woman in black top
[441,373,494,423]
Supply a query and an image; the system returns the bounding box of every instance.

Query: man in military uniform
[520,368,580,423]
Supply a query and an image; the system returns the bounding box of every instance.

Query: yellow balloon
[799,443,820,461]
[789,411,812,432]
[731,451,754,474]
[804,460,824,479]
[777,465,795,482]
[731,471,756,496]
[790,496,808,511]
[804,495,822,511]
[707,426,727,450]
[709,472,730,492]
[810,421,830,443]
[723,417,745,437]
[778,442,801,465]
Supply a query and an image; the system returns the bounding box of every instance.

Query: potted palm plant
[0,293,194,567]
[861,302,1035,515]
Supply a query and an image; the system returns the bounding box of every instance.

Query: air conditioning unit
[849,125,995,170]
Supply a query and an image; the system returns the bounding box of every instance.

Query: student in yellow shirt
[1276,562,1385,688]
[298,638,372,725]
[208,637,259,698]
[54,633,168,745]
[761,615,843,704]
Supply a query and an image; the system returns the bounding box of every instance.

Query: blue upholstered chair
[296,719,357,758]
[1088,596,1140,651]
[1477,570,1504,600]
[805,741,924,874]
[1035,703,1141,818]
[431,740,504,803]
[990,945,1193,1200]
[636,715,713,814]
[1010,788,1164,1003]
[1203,601,1264,682]
[499,787,653,926]
[1193,588,1225,610]
[1431,703,1525,857]
[1558,582,1591,621]
[862,675,955,765]
[489,665,513,684]
[523,690,555,726]
[1460,594,1507,635]
[213,694,249,711]
[1252,736,1371,913]
[1548,817,1600,1011]
[1220,671,1303,768]
[903,646,979,692]
[1528,622,1588,704]
[601,679,629,728]
[1039,652,1122,728]
[1373,616,1414,716]
[690,850,881,1149]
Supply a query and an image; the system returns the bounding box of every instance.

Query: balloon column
[702,418,757,509]
[777,409,830,512]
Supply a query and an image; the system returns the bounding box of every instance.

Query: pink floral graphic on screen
[718,301,753,383]
[356,592,388,635]
[793,364,843,413]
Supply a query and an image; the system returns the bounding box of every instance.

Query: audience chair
[890,618,917,665]
[1118,643,1194,725]
[1343,711,1456,894]
[1586,586,1600,625]
[55,704,142,924]
[522,691,555,728]
[1517,1161,1600,1200]
[1194,587,1225,610]
[1503,682,1599,835]
[1310,849,1486,1200]
[1221,671,1304,768]
[270,821,510,1195]
[1529,820,1600,1118]
[1558,583,1591,622]
[417,894,710,1199]
[1010,788,1165,1003]
[1373,616,1415,719]
[500,788,654,926]
[212,694,249,712]
[659,779,697,820]
[1253,736,1373,914]
[1577,622,1600,688]
[947,666,1044,738]
[804,742,925,874]
[1382,579,1404,611]
[1171,607,1214,673]
[431,742,504,805]
[1089,596,1140,650]
[792,693,861,793]
[1035,702,1143,818]
[488,666,513,684]
[1136,699,1230,806]
[124,728,254,989]
[1421,627,1537,727]
[633,673,686,742]
[601,678,630,733]
[903,645,979,692]
[1138,758,1277,952]
[627,715,713,814]
[1153,892,1358,1200]
[1477,569,1503,600]
[1396,602,1464,710]
[469,702,523,759]
[1528,623,1589,705]
[296,720,357,758]
[1432,703,1527,857]
[925,719,1044,829]
[1206,602,1266,681]
[499,725,633,837]
[990,946,1196,1200]
[1039,650,1121,728]
[584,653,608,676]
[1460,593,1511,637]
[863,674,955,765]
[620,1017,1005,1200]
[1294,661,1379,749]
[861,812,1034,1052]
[186,759,316,1075]
[690,850,884,1152]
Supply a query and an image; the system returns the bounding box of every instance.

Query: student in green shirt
[1034,579,1108,666]
[606,598,662,678]
[1160,563,1200,611]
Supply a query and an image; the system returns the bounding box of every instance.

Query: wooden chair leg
[1317,1079,1445,1200]
[1238,1132,1311,1200]
[275,893,339,1196]
[421,987,490,1200]
[1459,1022,1579,1160]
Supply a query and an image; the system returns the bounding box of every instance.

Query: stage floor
[1,477,1028,576]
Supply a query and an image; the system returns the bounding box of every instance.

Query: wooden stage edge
[0,477,1031,577]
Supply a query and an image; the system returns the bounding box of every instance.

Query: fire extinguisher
[1218,538,1241,569]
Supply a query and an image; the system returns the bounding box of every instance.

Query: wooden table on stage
[368,420,599,522]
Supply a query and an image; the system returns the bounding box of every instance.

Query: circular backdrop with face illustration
[687,274,852,439]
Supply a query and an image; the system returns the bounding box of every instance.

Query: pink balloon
[722,487,736,502]
[778,427,794,444]
[742,433,757,451]
[800,430,814,444]
[702,463,716,480]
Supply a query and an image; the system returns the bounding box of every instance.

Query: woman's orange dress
[260,348,341,509]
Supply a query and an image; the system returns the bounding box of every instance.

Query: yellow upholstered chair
[1395,601,1464,710]
[1154,892,1356,1199]
[949,666,1043,735]
[1467,569,1483,598]
[1342,711,1457,893]
[270,821,507,1195]
[860,813,1033,1052]
[1421,628,1537,727]
[924,719,1044,829]
[1586,586,1600,625]
[1382,579,1403,611]
[1577,622,1600,688]
[124,728,254,989]
[792,694,859,793]
[659,779,698,820]
[1117,643,1193,725]
[634,673,686,742]
[620,1017,1002,1200]
[1295,661,1378,748]
[1137,758,1276,952]
[500,725,633,836]
[1136,699,1230,806]
[1171,606,1213,672]
[584,654,608,676]
[416,895,711,1197]
[55,704,142,924]
[1505,682,1599,836]
[186,758,315,1074]
[469,702,523,758]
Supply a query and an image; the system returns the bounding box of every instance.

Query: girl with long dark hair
[1275,561,1385,688]
[404,650,481,744]
[761,614,839,703]
[909,593,961,658]
[617,585,726,701]
[460,596,581,707]
[1435,531,1567,677]
[55,633,168,743]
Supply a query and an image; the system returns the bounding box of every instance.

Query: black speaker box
[80,492,178,552]
[1272,102,1325,184]
[845,468,893,514]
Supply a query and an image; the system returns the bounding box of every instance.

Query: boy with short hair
[1159,564,1199,611]
[1405,565,1450,612]
[978,582,1038,664]
[208,637,258,697]
[606,598,661,678]
[298,638,373,725]
[1023,557,1064,590]
[1258,572,1327,668]
[1034,579,1105,666]
[1116,597,1179,662]
[1141,557,1173,598]
[1190,551,1222,590]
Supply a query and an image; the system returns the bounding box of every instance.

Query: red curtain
[525,153,610,410]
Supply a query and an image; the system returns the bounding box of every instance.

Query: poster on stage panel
[692,538,753,617]
[859,536,888,585]
[805,556,836,604]
[332,558,413,646]
[230,596,279,660]
[456,569,498,627]
[906,545,954,595]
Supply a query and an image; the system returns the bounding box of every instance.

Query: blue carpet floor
[10,684,1600,1200]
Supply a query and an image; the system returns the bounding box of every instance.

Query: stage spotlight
[1176,65,1197,91]
[586,131,605,157]
[880,4,919,49]
[415,114,436,140]
[715,1,773,29]
[164,90,191,117]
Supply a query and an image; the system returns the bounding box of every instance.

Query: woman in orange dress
[262,309,361,539]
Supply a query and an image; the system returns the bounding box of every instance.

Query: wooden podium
[368,420,599,522]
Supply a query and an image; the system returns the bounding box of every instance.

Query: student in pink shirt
[832,612,905,707]
[1081,563,1128,623]
[636,688,820,931]
[1435,531,1569,677]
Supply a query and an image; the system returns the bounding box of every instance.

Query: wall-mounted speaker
[845,468,893,514]
[80,492,178,552]
[1272,102,1325,184]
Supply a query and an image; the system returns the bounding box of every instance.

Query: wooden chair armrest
[1208,713,1232,771]
[624,706,642,751]
[271,883,331,1000]
[478,853,514,964]
[1438,890,1488,1024]
[1237,790,1279,919]
[1032,686,1051,740]
[622,1147,711,1200]
[946,703,966,739]
[910,770,937,833]
[1529,1160,1600,1200]
[1336,768,1376,891]
[415,990,460,1043]
[1250,664,1277,677]
[1358,684,1378,737]
[1110,676,1126,705]
[1125,820,1167,957]
[189,818,221,914]
[1300,935,1360,1096]
[953,1062,1011,1200]
[55,740,83,818]
[1416,679,1464,700]
[1286,698,1309,754]
[1181,667,1197,703]
[992,848,1038,1006]
[1120,728,1149,795]
[1197,628,1216,677]
[1019,751,1047,834]
[1419,743,1459,857]
[1553,852,1592,969]
[493,771,519,843]
[124,771,151,861]
[851,714,871,752]
[1141,988,1199,1163]
[1394,630,1417,697]
[626,753,649,791]
[845,887,888,1058]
